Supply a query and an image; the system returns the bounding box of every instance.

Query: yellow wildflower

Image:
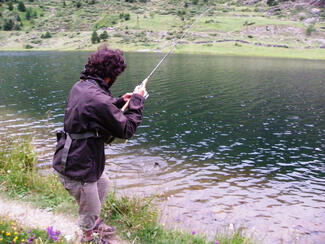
[13,236,18,242]
[14,231,18,235]
[6,232,11,236]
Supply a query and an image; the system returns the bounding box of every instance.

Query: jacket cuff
[130,94,145,107]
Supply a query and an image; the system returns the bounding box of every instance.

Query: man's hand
[122,93,133,102]
[133,85,147,97]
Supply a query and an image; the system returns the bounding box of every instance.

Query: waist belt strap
[61,131,98,171]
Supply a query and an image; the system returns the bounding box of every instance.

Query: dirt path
[0,196,128,244]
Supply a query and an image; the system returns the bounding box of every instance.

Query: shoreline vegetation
[0,137,254,244]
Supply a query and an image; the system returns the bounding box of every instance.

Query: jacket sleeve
[90,92,145,139]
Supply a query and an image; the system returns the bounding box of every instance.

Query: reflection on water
[0,52,325,243]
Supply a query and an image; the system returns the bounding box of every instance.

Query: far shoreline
[1,43,325,61]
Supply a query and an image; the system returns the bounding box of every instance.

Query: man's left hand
[122,93,133,102]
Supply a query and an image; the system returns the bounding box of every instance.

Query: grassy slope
[0,0,325,59]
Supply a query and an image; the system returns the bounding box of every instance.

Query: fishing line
[121,6,212,112]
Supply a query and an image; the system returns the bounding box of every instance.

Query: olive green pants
[57,172,110,232]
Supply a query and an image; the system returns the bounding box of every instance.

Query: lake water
[0,51,324,243]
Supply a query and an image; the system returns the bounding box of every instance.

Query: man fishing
[52,45,146,243]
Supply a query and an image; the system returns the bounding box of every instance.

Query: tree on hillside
[2,19,14,31]
[8,2,14,11]
[91,31,100,44]
[75,0,82,8]
[26,8,31,20]
[18,1,26,12]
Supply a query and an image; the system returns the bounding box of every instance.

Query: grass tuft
[0,137,73,210]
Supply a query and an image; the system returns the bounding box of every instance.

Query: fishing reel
[136,78,149,99]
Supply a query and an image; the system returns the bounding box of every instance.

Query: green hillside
[0,0,325,59]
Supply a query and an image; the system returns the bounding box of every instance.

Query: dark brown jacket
[53,77,144,182]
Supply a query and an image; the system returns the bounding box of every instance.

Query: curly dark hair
[83,45,127,82]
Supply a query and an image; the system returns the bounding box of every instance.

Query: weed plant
[0,217,66,243]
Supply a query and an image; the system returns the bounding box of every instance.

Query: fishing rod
[105,7,212,144]
[121,6,212,112]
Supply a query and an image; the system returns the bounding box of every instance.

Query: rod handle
[121,99,130,112]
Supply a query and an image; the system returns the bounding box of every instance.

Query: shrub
[14,23,21,30]
[31,39,42,44]
[124,13,130,20]
[267,0,277,6]
[306,24,316,36]
[91,30,100,43]
[17,1,26,12]
[25,8,31,20]
[192,0,199,5]
[119,13,130,20]
[76,1,81,8]
[25,44,33,49]
[99,30,109,41]
[2,19,14,31]
[41,31,52,38]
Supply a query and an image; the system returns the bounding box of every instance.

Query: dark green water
[0,52,324,243]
